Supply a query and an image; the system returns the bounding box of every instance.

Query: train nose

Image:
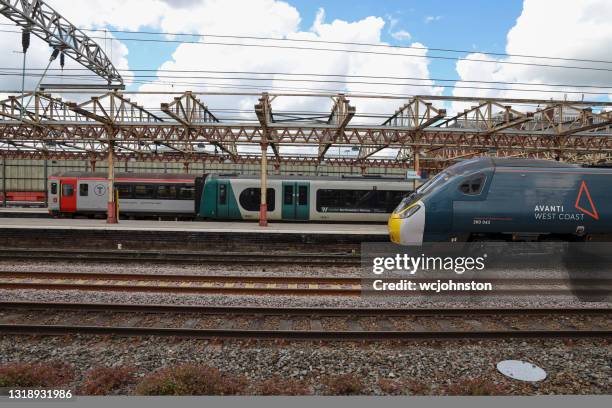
[387,201,426,245]
[388,213,402,244]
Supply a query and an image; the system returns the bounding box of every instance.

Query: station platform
[0,217,386,235]
[0,207,49,218]
[0,218,388,252]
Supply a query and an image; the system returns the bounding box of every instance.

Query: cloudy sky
[1,0,610,121]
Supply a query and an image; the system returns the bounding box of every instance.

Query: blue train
[389,158,612,244]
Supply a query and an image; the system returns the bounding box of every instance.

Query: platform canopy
[1,91,611,171]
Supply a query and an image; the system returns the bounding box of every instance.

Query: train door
[282,182,309,220]
[60,178,77,213]
[216,180,230,218]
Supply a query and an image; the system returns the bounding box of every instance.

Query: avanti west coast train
[389,157,612,244]
[49,172,418,222]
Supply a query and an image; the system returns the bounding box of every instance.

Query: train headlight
[399,204,421,219]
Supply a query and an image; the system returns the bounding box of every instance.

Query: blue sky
[124,0,524,93]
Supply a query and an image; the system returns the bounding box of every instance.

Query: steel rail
[0,302,609,340]
[0,249,361,265]
[0,272,610,296]
[1,301,610,316]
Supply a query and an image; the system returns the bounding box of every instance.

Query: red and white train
[48,172,197,218]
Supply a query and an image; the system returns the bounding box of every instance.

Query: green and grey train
[196,174,419,222]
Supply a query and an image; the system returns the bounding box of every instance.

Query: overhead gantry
[318,94,355,163]
[359,97,446,173]
[0,0,123,86]
[2,92,612,169]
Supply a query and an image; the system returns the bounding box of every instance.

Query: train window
[178,186,195,200]
[117,185,132,199]
[316,189,405,213]
[219,184,227,205]
[157,185,177,200]
[284,185,294,205]
[61,184,74,197]
[239,188,275,211]
[298,186,308,205]
[459,174,486,195]
[79,184,89,197]
[133,185,155,199]
[418,171,450,194]
[50,182,57,195]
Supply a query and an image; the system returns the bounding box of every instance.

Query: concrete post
[106,141,118,224]
[259,142,268,227]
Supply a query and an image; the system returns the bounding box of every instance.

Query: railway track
[0,270,609,296]
[0,301,609,340]
[0,248,360,265]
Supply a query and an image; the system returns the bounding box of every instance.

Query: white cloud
[452,0,612,113]
[391,30,412,41]
[1,0,442,127]
[131,0,441,123]
[424,15,442,23]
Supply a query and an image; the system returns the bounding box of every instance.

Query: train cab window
[133,185,155,199]
[284,185,294,204]
[459,174,486,195]
[239,188,275,211]
[157,185,177,200]
[117,185,132,199]
[50,183,57,195]
[298,186,308,205]
[61,184,74,197]
[178,186,195,200]
[79,184,89,197]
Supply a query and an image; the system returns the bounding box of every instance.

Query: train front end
[388,198,426,245]
[388,169,453,245]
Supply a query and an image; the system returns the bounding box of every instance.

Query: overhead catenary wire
[1,22,609,65]
[2,71,612,96]
[1,27,612,73]
[4,67,612,89]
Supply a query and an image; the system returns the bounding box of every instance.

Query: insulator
[60,52,65,69]
[50,48,60,61]
[21,29,30,53]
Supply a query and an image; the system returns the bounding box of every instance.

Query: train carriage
[48,172,197,218]
[389,158,612,244]
[196,174,419,222]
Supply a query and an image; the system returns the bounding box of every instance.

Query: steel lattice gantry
[0,0,123,85]
[0,91,612,171]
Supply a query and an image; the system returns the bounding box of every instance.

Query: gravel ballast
[0,260,609,395]
[0,335,609,395]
